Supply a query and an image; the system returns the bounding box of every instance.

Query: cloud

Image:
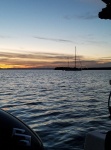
[81,56,111,68]
[0,51,111,68]
[0,51,70,68]
[33,36,73,43]
[64,12,97,20]
[78,14,97,20]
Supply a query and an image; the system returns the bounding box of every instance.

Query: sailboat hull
[64,67,81,71]
[54,67,81,71]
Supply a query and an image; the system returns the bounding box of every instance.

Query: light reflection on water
[0,70,111,150]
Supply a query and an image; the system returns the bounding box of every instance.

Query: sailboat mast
[75,46,76,68]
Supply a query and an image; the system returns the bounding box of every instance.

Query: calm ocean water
[0,69,111,150]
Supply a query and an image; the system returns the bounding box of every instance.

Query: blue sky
[0,0,110,68]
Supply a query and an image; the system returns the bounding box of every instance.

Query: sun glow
[0,64,13,69]
[0,64,30,69]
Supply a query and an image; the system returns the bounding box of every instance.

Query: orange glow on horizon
[0,51,111,69]
[0,64,14,69]
[0,63,58,69]
[0,64,31,69]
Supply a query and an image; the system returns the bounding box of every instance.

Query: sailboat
[54,46,82,71]
[64,46,82,71]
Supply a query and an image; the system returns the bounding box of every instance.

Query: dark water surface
[0,69,111,150]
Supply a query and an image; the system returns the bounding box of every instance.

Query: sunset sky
[0,0,111,68]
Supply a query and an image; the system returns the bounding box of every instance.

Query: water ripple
[0,70,111,150]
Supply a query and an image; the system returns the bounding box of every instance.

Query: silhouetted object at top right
[98,0,111,19]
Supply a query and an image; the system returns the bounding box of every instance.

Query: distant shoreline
[54,67,111,70]
[0,68,54,70]
[0,67,111,70]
